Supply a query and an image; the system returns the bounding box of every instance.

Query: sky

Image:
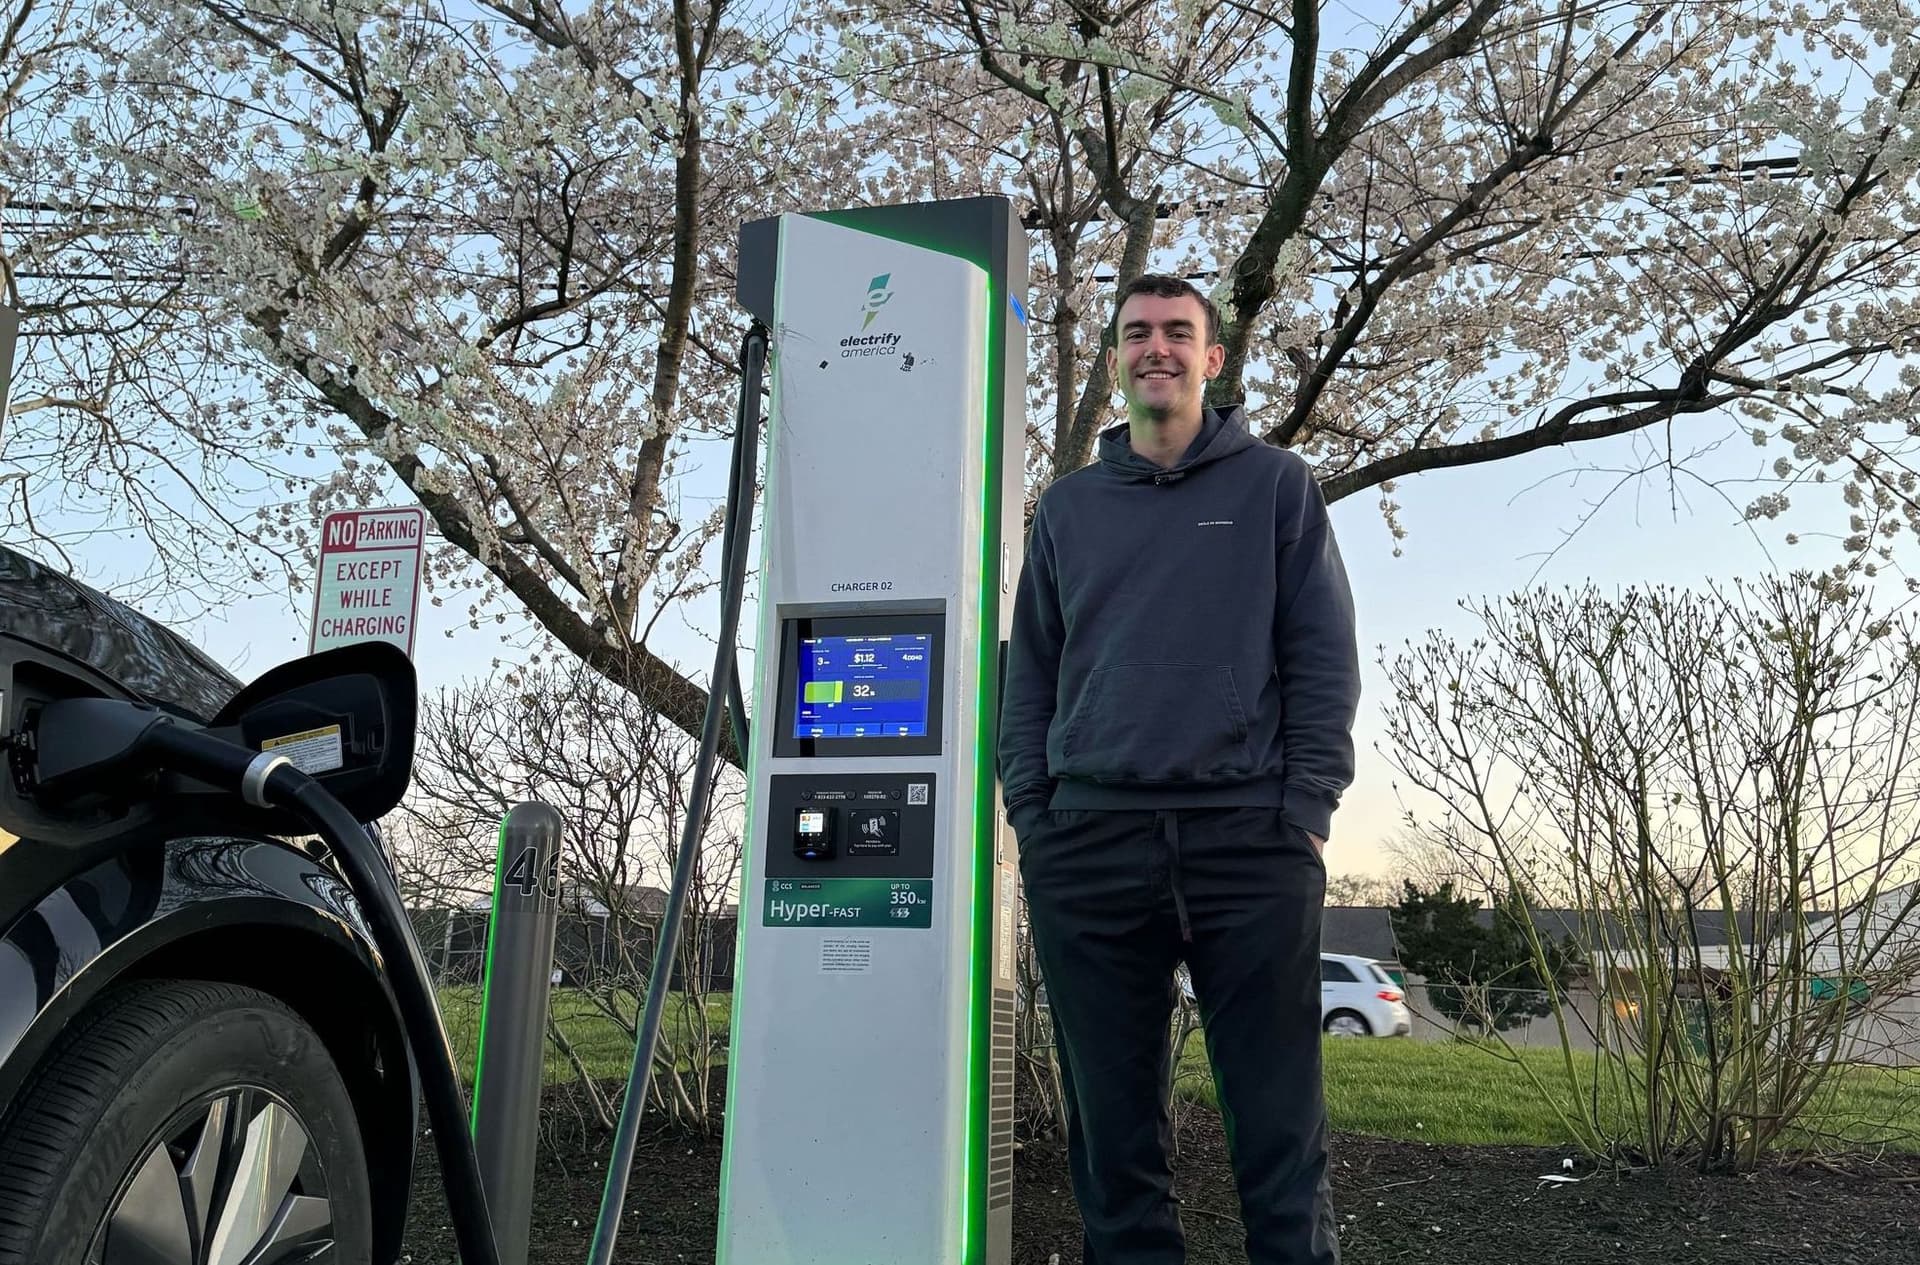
[1324,416,1897,873]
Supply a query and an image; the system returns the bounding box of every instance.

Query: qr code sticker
[907,783,929,806]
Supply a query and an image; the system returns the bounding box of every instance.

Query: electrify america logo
[862,272,893,327]
[841,272,901,358]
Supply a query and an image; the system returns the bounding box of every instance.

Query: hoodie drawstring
[1156,810,1192,943]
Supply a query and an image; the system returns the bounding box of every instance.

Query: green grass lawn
[439,985,731,1086]
[437,986,1920,1153]
[1179,1034,1626,1146]
[1181,1031,1920,1152]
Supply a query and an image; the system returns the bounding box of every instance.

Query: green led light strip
[964,266,1004,1265]
[468,814,510,1133]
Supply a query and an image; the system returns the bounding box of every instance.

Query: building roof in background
[1323,906,1397,961]
[409,883,737,920]
[1322,904,1761,962]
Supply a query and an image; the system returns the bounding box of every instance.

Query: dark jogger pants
[1018,806,1338,1264]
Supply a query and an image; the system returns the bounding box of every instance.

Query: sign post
[310,507,427,657]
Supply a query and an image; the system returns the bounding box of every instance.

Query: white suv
[1320,953,1412,1038]
[1176,953,1412,1037]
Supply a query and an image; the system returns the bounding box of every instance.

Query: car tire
[0,978,372,1265]
[1324,1009,1372,1037]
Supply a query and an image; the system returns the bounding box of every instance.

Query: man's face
[1107,291,1224,420]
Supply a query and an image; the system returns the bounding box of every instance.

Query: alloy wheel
[86,1087,334,1265]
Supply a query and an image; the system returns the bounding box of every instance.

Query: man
[999,274,1360,1264]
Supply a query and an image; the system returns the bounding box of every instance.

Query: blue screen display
[793,633,932,739]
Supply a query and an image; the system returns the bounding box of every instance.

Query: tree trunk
[1053,198,1157,479]
[607,0,708,632]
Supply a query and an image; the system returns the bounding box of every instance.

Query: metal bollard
[470,802,563,1265]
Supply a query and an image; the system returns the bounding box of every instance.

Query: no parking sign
[309,507,426,657]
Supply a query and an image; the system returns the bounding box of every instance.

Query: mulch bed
[402,1090,1920,1263]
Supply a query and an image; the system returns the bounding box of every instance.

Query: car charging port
[1,660,156,831]
[2,716,34,797]
[23,697,174,806]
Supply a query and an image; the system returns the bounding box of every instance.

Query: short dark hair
[1111,274,1219,346]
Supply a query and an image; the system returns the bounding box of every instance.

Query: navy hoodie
[998,406,1360,841]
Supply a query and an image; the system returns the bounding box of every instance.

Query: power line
[1023,153,1811,231]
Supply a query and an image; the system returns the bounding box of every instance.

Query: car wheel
[1324,1009,1372,1038]
[0,978,372,1265]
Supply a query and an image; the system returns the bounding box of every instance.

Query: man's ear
[1203,340,1226,379]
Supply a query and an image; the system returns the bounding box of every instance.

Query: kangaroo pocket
[1060,663,1255,784]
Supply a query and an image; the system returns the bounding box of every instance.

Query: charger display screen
[773,612,944,758]
[792,633,933,740]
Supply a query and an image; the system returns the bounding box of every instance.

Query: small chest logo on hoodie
[1197,519,1235,527]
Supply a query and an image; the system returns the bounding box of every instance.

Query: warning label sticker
[820,937,874,975]
[262,725,345,775]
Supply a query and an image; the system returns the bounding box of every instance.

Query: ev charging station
[717,198,1027,1265]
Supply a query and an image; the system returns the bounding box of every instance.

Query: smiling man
[999,275,1361,1264]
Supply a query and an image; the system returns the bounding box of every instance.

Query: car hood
[0,545,241,723]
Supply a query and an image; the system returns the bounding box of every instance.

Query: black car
[0,544,416,1264]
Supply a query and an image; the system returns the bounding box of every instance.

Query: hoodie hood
[1096,405,1260,481]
